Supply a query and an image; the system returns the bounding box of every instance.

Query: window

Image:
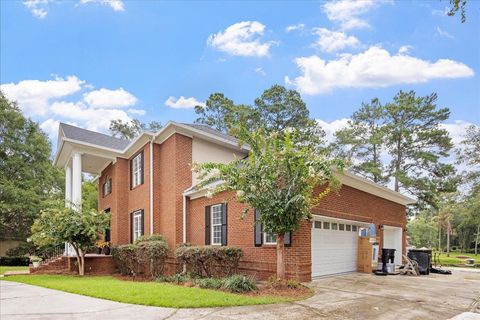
[211,204,222,245]
[332,223,338,230]
[323,221,330,229]
[132,210,143,242]
[314,221,322,229]
[264,231,277,244]
[346,224,351,232]
[339,224,345,231]
[352,225,358,232]
[103,178,112,197]
[131,152,143,188]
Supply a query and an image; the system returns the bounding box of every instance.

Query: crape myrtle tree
[31,201,110,275]
[193,127,343,281]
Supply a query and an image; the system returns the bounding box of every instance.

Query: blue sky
[1,0,479,147]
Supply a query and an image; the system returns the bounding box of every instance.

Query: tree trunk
[475,225,479,256]
[438,225,442,252]
[446,221,450,257]
[276,233,286,282]
[72,245,85,276]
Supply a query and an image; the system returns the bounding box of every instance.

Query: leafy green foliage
[30,201,110,275]
[334,98,388,184]
[134,234,166,244]
[136,240,169,278]
[82,179,98,211]
[195,277,224,289]
[447,0,468,22]
[109,119,162,140]
[407,214,438,248]
[222,274,257,293]
[111,244,139,275]
[195,85,325,151]
[0,93,64,240]
[175,244,243,278]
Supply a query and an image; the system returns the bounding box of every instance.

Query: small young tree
[194,127,343,281]
[30,201,110,275]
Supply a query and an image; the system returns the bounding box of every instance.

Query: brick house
[54,122,415,281]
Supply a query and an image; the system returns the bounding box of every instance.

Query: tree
[195,85,325,151]
[30,201,110,275]
[457,124,480,187]
[0,93,63,240]
[383,91,453,203]
[193,127,343,281]
[82,179,98,211]
[109,119,162,140]
[407,214,438,248]
[334,98,388,184]
[447,0,468,22]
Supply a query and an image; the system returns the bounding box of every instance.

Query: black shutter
[140,151,144,185]
[140,210,145,236]
[130,157,133,189]
[205,206,211,245]
[254,209,263,247]
[284,232,291,247]
[221,203,228,246]
[130,212,134,243]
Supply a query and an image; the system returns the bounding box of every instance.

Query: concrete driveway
[1,270,480,320]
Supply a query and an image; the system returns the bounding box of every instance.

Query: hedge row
[111,235,169,278]
[175,244,243,278]
[0,256,30,266]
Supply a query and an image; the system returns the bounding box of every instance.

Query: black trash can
[381,248,396,274]
[407,249,431,275]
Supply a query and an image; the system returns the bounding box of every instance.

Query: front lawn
[4,275,298,308]
[434,251,479,267]
[0,266,29,275]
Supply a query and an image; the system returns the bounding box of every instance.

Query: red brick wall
[187,184,407,281]
[98,143,152,245]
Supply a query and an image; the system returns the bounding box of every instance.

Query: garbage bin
[381,248,396,274]
[407,249,431,275]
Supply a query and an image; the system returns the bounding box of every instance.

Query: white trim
[263,231,276,245]
[210,204,223,245]
[149,141,154,235]
[182,195,187,243]
[132,210,143,242]
[131,152,142,188]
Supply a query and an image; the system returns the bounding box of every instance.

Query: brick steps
[30,256,70,274]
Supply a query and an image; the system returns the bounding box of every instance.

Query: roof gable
[60,123,130,151]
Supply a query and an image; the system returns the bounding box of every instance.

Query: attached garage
[311,216,369,278]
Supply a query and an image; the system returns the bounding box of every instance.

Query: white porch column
[65,164,72,207]
[71,152,82,211]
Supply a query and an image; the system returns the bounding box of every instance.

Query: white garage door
[311,217,367,278]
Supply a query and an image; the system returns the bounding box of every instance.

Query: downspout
[182,194,187,243]
[150,140,154,235]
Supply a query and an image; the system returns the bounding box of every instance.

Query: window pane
[323,222,330,229]
[352,225,358,232]
[265,232,276,244]
[332,223,338,230]
[346,224,351,231]
[314,221,322,229]
[339,224,345,231]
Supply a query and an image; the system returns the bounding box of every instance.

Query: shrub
[286,279,301,289]
[195,277,224,289]
[175,244,243,278]
[136,240,169,278]
[111,244,139,275]
[0,256,30,266]
[222,274,256,293]
[157,273,191,284]
[134,234,165,244]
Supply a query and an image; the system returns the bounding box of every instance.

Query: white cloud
[79,0,125,12]
[398,45,413,55]
[322,0,387,30]
[285,23,305,33]
[255,67,266,76]
[207,21,273,57]
[165,96,205,109]
[40,118,60,140]
[1,75,85,116]
[317,118,350,143]
[23,0,50,19]
[312,28,360,53]
[286,46,474,95]
[127,108,146,116]
[83,88,137,108]
[436,26,454,39]
[50,101,131,132]
[440,120,473,146]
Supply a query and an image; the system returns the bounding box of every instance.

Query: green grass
[434,251,480,266]
[3,275,297,308]
[0,266,29,275]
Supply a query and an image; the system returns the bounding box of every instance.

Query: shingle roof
[180,123,239,144]
[60,123,130,151]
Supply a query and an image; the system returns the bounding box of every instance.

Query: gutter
[182,194,187,243]
[150,139,154,235]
